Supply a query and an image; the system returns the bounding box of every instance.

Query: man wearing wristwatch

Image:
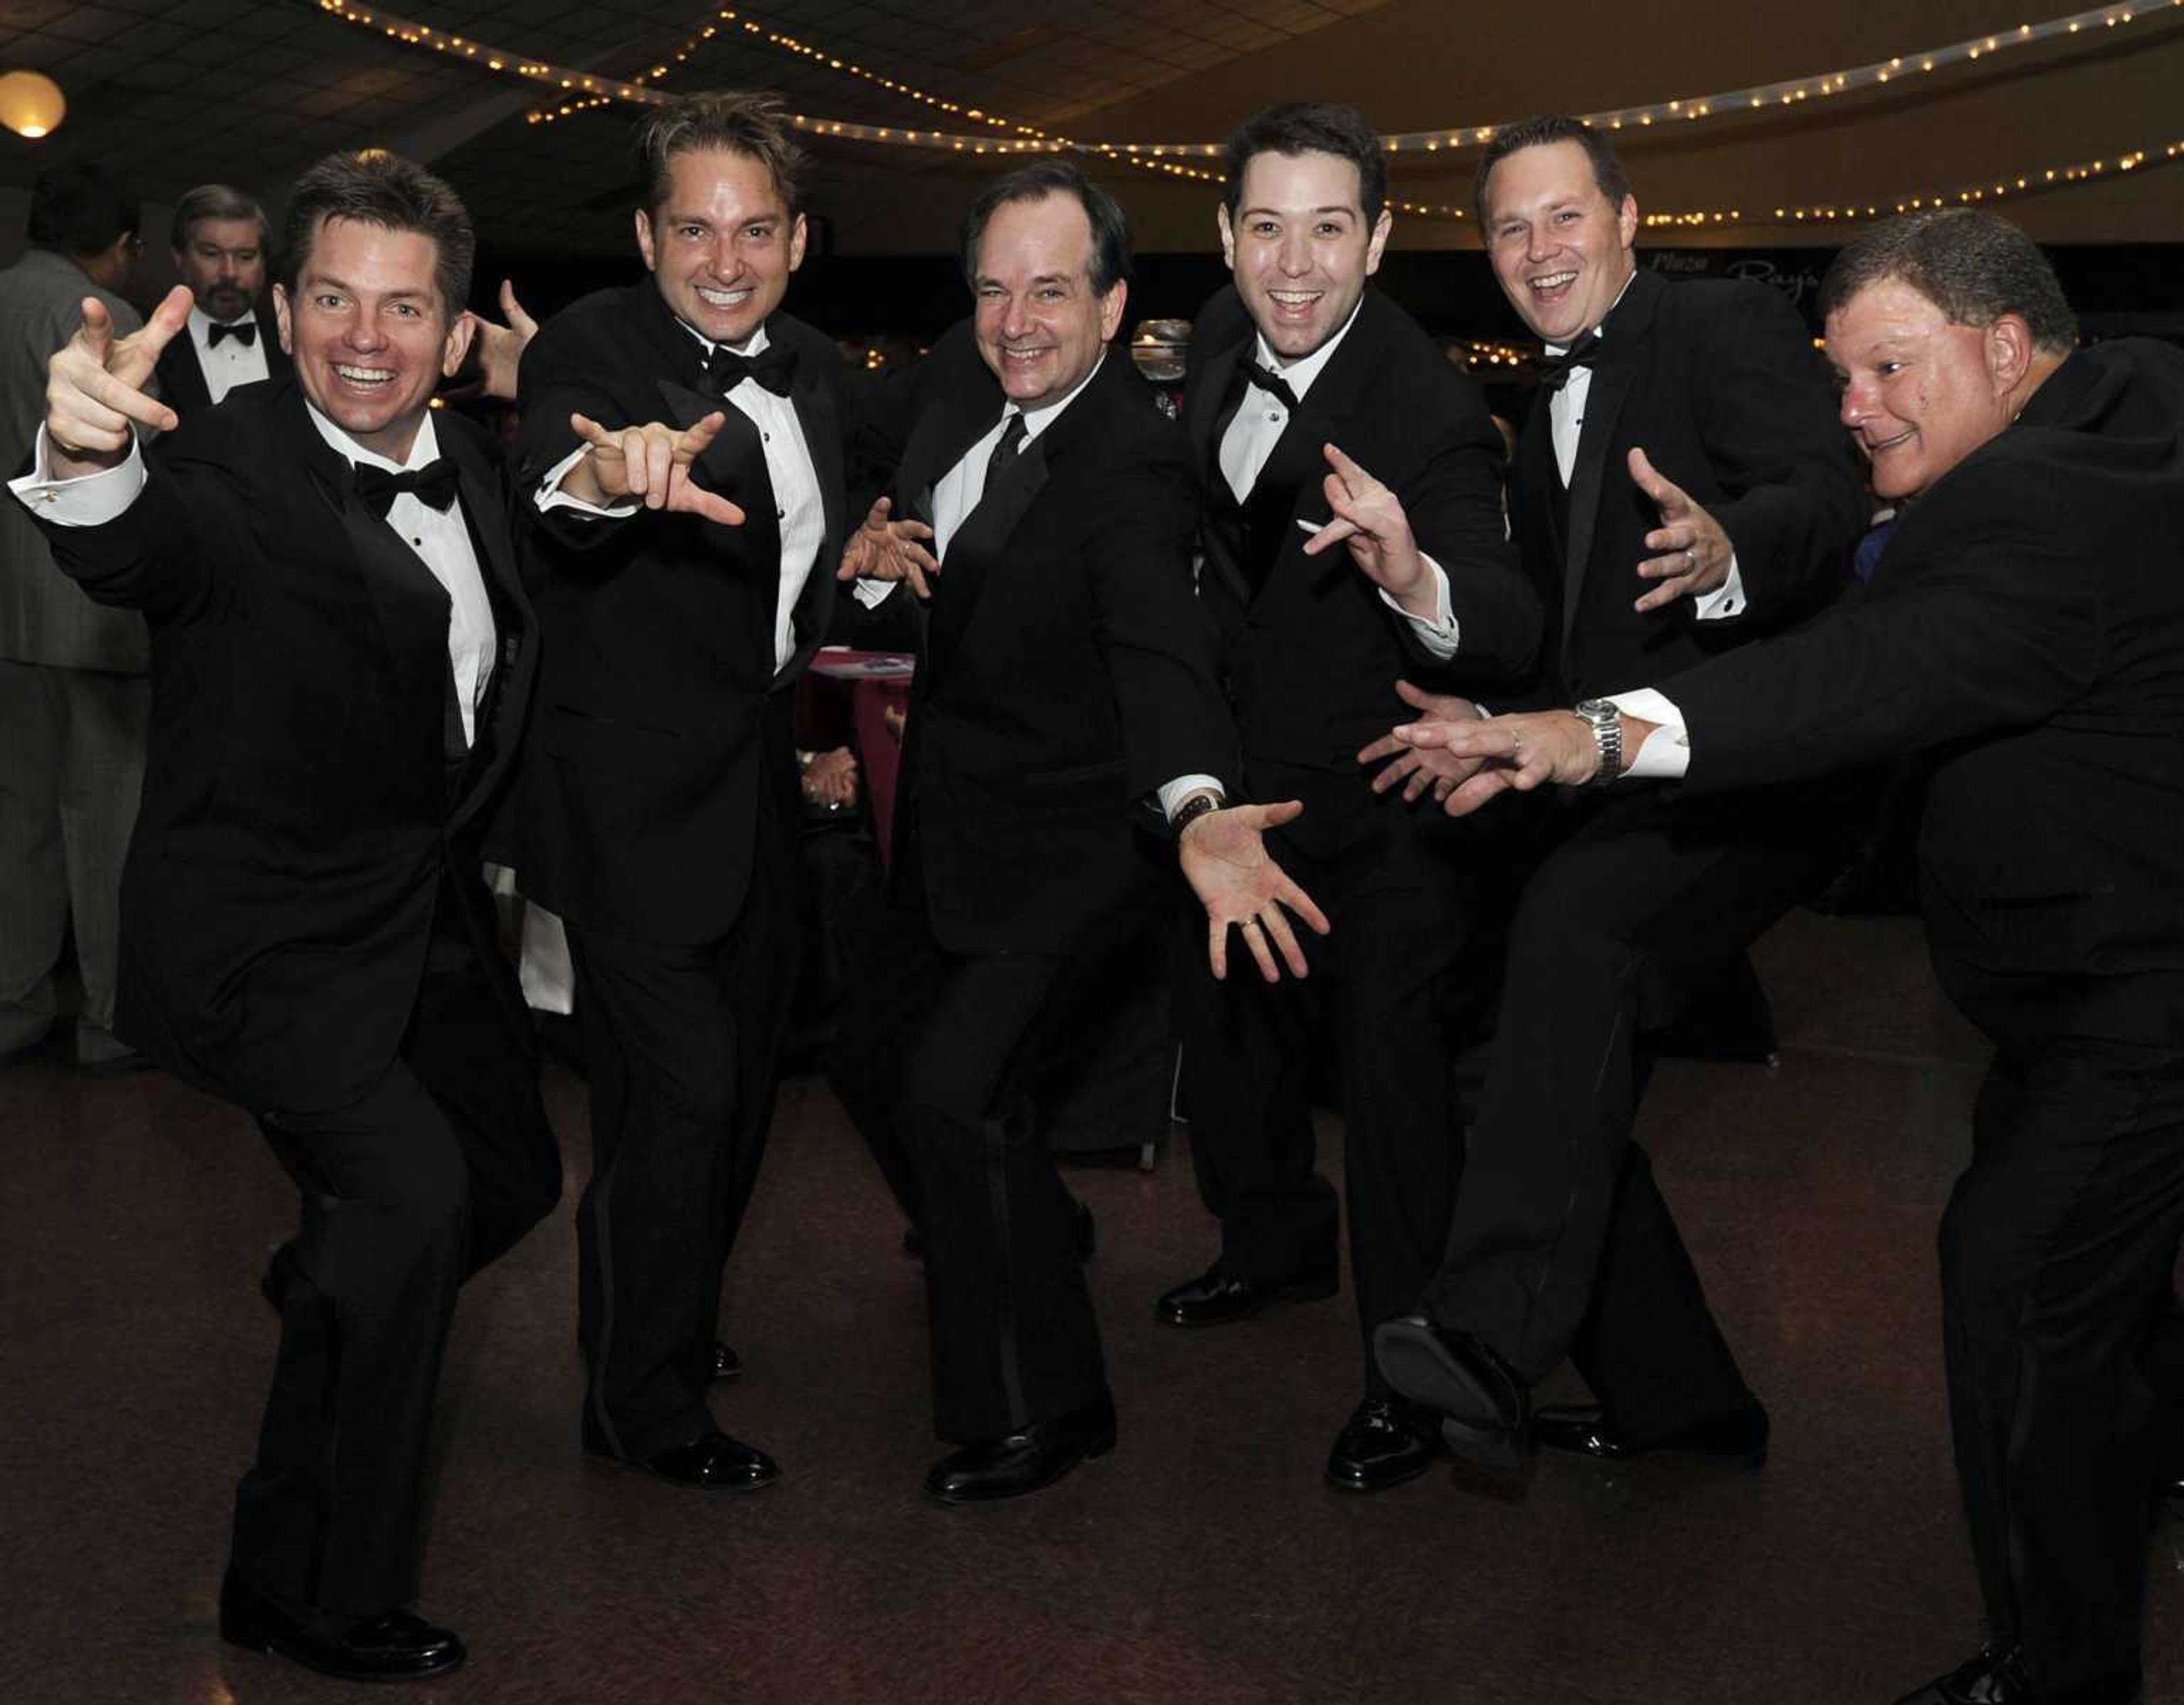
[1359,115,1865,1483]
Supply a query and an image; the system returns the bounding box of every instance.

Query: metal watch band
[1573,698,1623,789]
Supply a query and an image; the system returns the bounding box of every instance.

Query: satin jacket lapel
[925,430,1049,688]
[440,429,533,830]
[771,357,845,690]
[289,393,447,786]
[1559,272,1660,654]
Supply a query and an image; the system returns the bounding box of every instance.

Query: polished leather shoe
[1155,1261,1338,1328]
[1532,1396,1769,1467]
[711,1342,741,1383]
[1893,1645,2141,1703]
[1325,1396,1444,1492]
[1372,1315,1529,1478]
[582,1420,778,1492]
[219,1570,465,1683]
[923,1392,1116,1504]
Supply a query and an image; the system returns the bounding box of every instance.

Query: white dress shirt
[185,304,271,405]
[536,319,824,673]
[10,407,498,747]
[1216,301,1466,659]
[1545,274,1747,622]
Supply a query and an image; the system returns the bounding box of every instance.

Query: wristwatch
[1170,791,1225,839]
[1571,698,1623,788]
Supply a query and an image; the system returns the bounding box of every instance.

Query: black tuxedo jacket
[871,325,1238,956]
[511,284,850,945]
[150,299,291,415]
[1182,285,1537,857]
[31,379,536,1112]
[1666,340,2184,1049]
[1513,268,1866,702]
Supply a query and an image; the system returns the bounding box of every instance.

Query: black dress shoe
[1532,1396,1769,1467]
[1325,1396,1445,1493]
[1372,1315,1530,1478]
[923,1392,1116,1505]
[1893,1645,2141,1704]
[582,1420,778,1492]
[1154,1261,1338,1328]
[711,1342,741,1383]
[219,1570,465,1683]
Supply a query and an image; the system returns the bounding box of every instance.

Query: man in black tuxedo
[1156,102,1542,1493]
[1364,115,1866,1478]
[512,91,863,1491]
[1380,208,2183,1705]
[151,184,292,415]
[11,150,557,1683]
[832,160,1325,1503]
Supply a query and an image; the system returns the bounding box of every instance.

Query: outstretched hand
[1389,706,1654,816]
[836,495,939,597]
[462,278,538,404]
[46,285,192,473]
[1358,680,1487,804]
[1178,799,1333,982]
[1301,441,1435,614]
[1629,446,1732,613]
[569,409,745,526]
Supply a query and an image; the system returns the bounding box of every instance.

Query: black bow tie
[354,458,460,520]
[1242,361,1300,412]
[208,318,257,348]
[1537,328,1604,394]
[701,343,799,400]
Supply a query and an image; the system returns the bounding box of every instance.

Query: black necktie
[1537,328,1604,394]
[1243,361,1300,412]
[701,343,799,399]
[981,413,1028,501]
[208,318,257,349]
[354,458,460,520]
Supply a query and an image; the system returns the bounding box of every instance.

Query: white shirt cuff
[1378,554,1459,659]
[535,444,639,518]
[1691,553,1747,622]
[1606,687,1691,779]
[1159,776,1225,821]
[7,428,146,525]
[852,577,899,610]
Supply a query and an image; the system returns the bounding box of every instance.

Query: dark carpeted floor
[3,909,2179,1704]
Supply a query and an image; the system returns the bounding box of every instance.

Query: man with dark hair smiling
[1157,101,1540,1494]
[835,159,1323,1503]
[512,89,875,1493]
[10,147,556,1683]
[1363,114,1866,1488]
[1380,206,2184,1705]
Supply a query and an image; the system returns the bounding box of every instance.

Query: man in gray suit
[0,161,151,1071]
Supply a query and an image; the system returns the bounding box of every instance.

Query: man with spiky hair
[512,90,872,1493]
[11,148,557,1683]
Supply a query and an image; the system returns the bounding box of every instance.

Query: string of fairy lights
[311,0,2184,228]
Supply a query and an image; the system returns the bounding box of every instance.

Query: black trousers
[1174,816,1491,1393]
[1422,784,1850,1440]
[566,809,799,1458]
[1943,1037,2184,1694]
[836,891,1148,1444]
[235,884,559,1619]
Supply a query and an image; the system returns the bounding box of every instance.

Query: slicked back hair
[281,149,473,320]
[26,159,139,256]
[1222,102,1386,225]
[1475,115,1632,226]
[959,160,1132,297]
[1820,208,2078,353]
[633,90,806,218]
[170,183,271,258]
